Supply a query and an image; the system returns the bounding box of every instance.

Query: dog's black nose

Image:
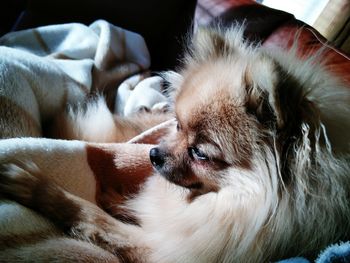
[150,147,165,169]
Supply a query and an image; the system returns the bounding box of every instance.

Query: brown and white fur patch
[1,25,349,262]
[48,95,171,143]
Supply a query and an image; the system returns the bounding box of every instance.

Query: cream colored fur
[121,26,350,262]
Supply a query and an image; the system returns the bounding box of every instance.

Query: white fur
[127,147,280,262]
[65,96,119,142]
[120,26,350,262]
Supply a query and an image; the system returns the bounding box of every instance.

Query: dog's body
[1,26,350,262]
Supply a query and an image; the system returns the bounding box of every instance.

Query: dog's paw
[0,161,41,206]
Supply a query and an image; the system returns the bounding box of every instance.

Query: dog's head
[150,26,348,199]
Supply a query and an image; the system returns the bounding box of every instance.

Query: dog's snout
[150,147,165,169]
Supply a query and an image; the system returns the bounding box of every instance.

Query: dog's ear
[189,25,245,62]
[245,56,278,129]
[246,59,320,136]
[270,63,320,133]
[245,82,276,128]
[251,53,350,155]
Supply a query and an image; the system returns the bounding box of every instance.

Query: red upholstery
[196,0,350,86]
[263,24,350,85]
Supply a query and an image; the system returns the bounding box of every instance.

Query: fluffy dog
[0,25,350,262]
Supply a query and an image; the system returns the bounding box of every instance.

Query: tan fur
[48,96,171,143]
[0,25,349,262]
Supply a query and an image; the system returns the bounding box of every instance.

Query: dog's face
[150,26,321,198]
[151,63,259,196]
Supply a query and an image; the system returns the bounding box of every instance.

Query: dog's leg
[0,161,149,262]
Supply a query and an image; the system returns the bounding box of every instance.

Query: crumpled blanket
[277,241,350,263]
[0,21,174,260]
[115,74,170,116]
[0,119,174,205]
[0,19,151,138]
[0,18,170,217]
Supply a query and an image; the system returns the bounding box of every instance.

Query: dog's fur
[47,95,171,143]
[1,25,350,262]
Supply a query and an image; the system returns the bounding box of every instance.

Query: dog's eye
[188,147,208,161]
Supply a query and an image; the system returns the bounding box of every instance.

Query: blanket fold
[0,20,150,138]
[0,138,159,205]
[0,19,173,203]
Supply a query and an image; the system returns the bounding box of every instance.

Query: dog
[0,25,349,262]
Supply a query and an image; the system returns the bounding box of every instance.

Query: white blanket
[0,21,174,245]
[0,19,151,137]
